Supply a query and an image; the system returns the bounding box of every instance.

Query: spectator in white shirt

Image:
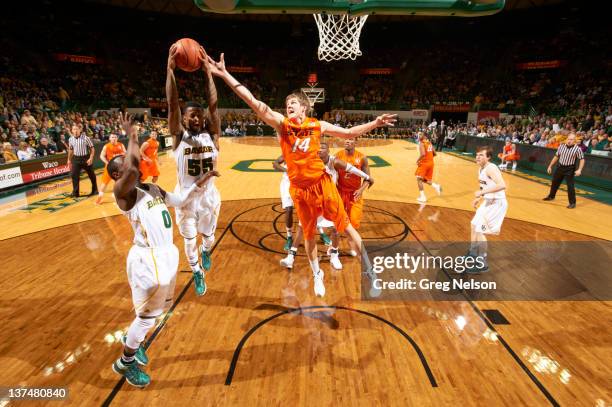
[17,141,36,161]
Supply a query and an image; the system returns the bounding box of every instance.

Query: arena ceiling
[84,0,569,21]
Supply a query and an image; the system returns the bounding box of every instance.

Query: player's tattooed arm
[207,53,284,132]
[166,44,183,147]
[320,114,397,139]
[272,155,286,172]
[200,47,221,151]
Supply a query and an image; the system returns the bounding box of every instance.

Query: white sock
[98,191,104,196]
[419,191,426,198]
[309,258,320,276]
[432,182,439,189]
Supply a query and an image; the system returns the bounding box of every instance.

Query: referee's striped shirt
[68,134,93,157]
[556,143,584,166]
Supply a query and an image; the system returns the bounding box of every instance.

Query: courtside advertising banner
[20,156,70,184]
[0,164,23,189]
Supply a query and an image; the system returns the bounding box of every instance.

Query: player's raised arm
[200,48,221,151]
[113,113,140,207]
[320,114,397,139]
[166,44,183,148]
[207,53,284,132]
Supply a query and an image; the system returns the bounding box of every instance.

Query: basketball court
[0,136,610,406]
[0,0,610,406]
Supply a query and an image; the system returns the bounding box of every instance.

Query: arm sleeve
[345,163,369,180]
[163,183,201,208]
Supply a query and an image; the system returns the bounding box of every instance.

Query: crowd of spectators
[449,105,612,153]
[0,108,167,164]
[0,0,610,162]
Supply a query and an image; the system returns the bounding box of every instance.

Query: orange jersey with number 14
[279,117,326,188]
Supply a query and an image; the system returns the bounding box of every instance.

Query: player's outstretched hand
[196,170,220,188]
[199,46,210,74]
[375,113,397,127]
[207,53,227,77]
[167,43,178,71]
[119,112,135,137]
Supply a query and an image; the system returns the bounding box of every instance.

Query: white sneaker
[330,253,343,270]
[313,271,325,297]
[433,184,442,196]
[417,196,427,203]
[280,254,294,269]
[349,250,358,257]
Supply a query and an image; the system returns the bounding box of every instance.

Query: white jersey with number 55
[174,130,218,189]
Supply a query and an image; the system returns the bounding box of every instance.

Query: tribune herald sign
[20,156,70,184]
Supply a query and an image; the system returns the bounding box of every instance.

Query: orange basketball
[174,38,202,72]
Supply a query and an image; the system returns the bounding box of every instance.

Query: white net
[313,13,369,62]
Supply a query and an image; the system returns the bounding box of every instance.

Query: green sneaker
[200,248,212,271]
[112,358,150,388]
[320,232,332,246]
[193,271,207,296]
[121,336,149,366]
[283,236,293,251]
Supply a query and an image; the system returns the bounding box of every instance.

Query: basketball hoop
[313,13,369,62]
[301,84,325,109]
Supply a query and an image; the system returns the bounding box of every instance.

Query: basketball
[174,38,202,72]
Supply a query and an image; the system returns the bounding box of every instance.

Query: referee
[67,123,98,198]
[543,133,585,208]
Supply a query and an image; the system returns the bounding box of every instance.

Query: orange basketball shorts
[415,161,434,182]
[498,152,520,161]
[290,174,350,240]
[101,166,112,184]
[339,188,364,229]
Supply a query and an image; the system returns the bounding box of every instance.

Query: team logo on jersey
[184,146,214,155]
[147,196,165,209]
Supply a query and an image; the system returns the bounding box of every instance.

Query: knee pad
[125,315,157,349]
[179,217,197,240]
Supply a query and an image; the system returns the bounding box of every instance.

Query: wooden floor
[0,137,610,406]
